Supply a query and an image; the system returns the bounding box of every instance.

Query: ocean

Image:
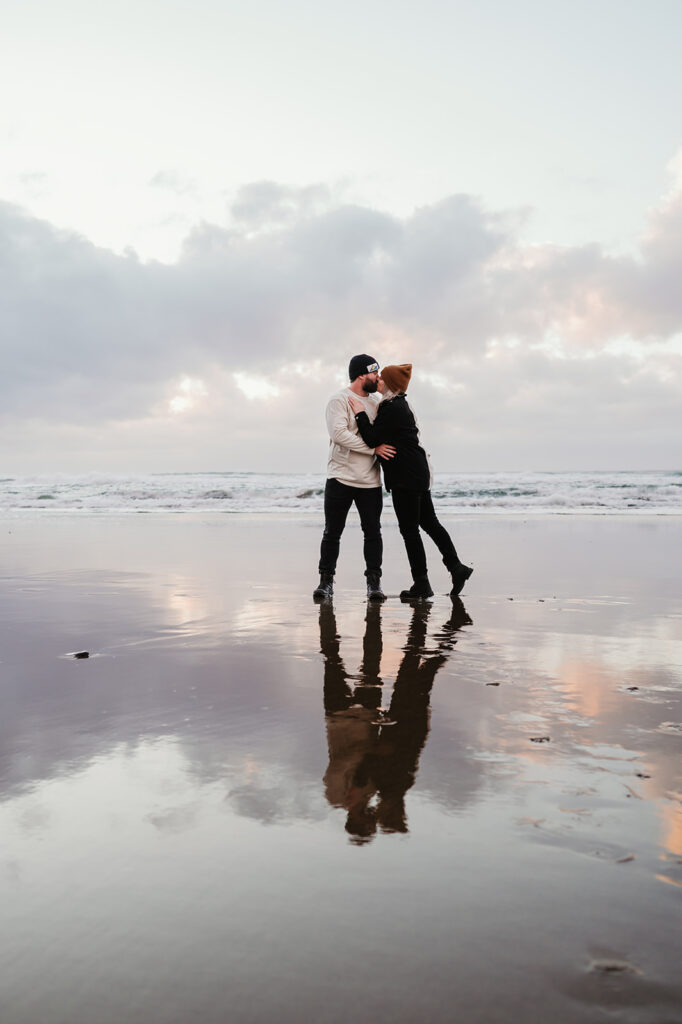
[0,471,680,515]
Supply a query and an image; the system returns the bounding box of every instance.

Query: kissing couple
[313,354,473,602]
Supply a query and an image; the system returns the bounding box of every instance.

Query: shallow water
[0,516,680,1023]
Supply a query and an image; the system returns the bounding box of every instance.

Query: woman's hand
[348,395,364,415]
[375,444,396,460]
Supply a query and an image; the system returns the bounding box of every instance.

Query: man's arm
[326,395,375,454]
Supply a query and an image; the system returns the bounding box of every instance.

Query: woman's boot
[449,563,473,597]
[400,576,434,601]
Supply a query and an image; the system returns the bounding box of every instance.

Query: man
[313,354,395,601]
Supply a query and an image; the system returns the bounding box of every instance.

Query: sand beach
[0,512,680,1023]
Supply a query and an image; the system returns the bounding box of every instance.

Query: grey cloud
[391,195,517,310]
[489,198,682,347]
[1,183,681,460]
[0,202,181,419]
[17,171,49,198]
[148,170,198,197]
[406,346,682,471]
[229,180,333,229]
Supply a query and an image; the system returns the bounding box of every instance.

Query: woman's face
[377,376,386,394]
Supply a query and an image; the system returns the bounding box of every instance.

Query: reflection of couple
[320,598,472,843]
[313,354,473,602]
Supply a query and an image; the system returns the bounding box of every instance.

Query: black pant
[391,488,459,581]
[319,478,383,576]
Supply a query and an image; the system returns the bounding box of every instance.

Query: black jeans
[391,488,459,580]
[319,478,383,576]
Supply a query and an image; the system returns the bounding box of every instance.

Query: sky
[1,0,681,473]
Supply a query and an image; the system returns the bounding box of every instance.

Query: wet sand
[0,513,680,1023]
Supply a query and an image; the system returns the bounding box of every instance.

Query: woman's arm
[354,406,389,448]
[356,413,396,459]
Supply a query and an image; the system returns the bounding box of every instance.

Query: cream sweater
[325,387,381,488]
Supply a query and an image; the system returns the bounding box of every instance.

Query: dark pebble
[589,959,640,975]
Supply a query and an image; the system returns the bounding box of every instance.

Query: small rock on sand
[589,959,640,975]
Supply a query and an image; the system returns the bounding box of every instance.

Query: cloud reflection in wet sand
[0,516,681,1023]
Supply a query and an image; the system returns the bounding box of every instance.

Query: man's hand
[375,444,396,460]
[348,395,364,415]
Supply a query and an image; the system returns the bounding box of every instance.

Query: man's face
[360,371,379,394]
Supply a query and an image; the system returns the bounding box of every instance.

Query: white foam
[0,471,680,515]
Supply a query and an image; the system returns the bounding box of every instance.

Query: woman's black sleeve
[355,406,389,447]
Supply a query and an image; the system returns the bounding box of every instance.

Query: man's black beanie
[348,354,378,381]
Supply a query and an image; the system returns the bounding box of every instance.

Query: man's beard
[362,380,378,394]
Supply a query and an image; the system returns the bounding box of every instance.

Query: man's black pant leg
[354,486,383,576]
[319,479,355,574]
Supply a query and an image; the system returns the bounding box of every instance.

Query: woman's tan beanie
[381,363,412,393]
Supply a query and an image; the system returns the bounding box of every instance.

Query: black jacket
[355,395,430,492]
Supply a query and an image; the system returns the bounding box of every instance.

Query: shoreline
[2,508,681,520]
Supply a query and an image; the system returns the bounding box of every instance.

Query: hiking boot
[399,576,434,601]
[450,563,473,597]
[365,571,386,602]
[313,572,334,601]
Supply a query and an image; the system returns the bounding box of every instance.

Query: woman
[348,364,472,600]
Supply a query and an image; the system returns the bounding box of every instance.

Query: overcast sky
[1,0,681,473]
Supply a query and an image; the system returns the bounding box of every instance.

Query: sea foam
[0,471,680,515]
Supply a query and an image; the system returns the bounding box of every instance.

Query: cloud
[229,180,334,230]
[17,171,50,198]
[1,173,681,470]
[148,170,198,198]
